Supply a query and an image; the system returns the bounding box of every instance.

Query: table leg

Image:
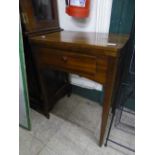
[99,85,113,146]
[99,57,118,146]
[37,70,50,119]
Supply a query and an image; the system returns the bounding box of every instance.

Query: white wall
[57,0,97,32]
[57,0,113,90]
[57,0,113,33]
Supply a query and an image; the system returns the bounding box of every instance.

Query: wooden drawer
[35,48,97,75]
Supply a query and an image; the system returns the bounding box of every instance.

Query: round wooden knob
[62,56,68,62]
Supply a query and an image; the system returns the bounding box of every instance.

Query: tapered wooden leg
[67,84,72,97]
[99,85,113,146]
[44,113,50,119]
[37,70,50,119]
[99,57,118,146]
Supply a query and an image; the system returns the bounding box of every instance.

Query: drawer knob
[62,56,68,62]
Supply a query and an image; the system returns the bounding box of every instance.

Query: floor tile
[107,143,135,155]
[107,115,135,152]
[62,121,97,148]
[20,94,135,155]
[84,141,125,155]
[19,127,44,155]
[30,109,48,134]
[52,95,79,118]
[63,95,102,133]
[103,114,135,155]
[103,147,126,155]
[39,146,58,155]
[47,124,87,155]
[32,113,65,144]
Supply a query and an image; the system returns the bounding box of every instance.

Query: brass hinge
[21,12,29,24]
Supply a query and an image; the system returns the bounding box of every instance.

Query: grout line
[37,145,59,155]
[36,143,47,155]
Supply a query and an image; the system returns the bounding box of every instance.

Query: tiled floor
[19,94,135,155]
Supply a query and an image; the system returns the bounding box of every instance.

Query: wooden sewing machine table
[30,31,129,146]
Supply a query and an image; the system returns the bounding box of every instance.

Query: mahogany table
[30,31,129,146]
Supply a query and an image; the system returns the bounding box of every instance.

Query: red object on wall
[66,0,90,18]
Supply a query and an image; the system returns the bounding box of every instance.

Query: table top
[30,31,129,57]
